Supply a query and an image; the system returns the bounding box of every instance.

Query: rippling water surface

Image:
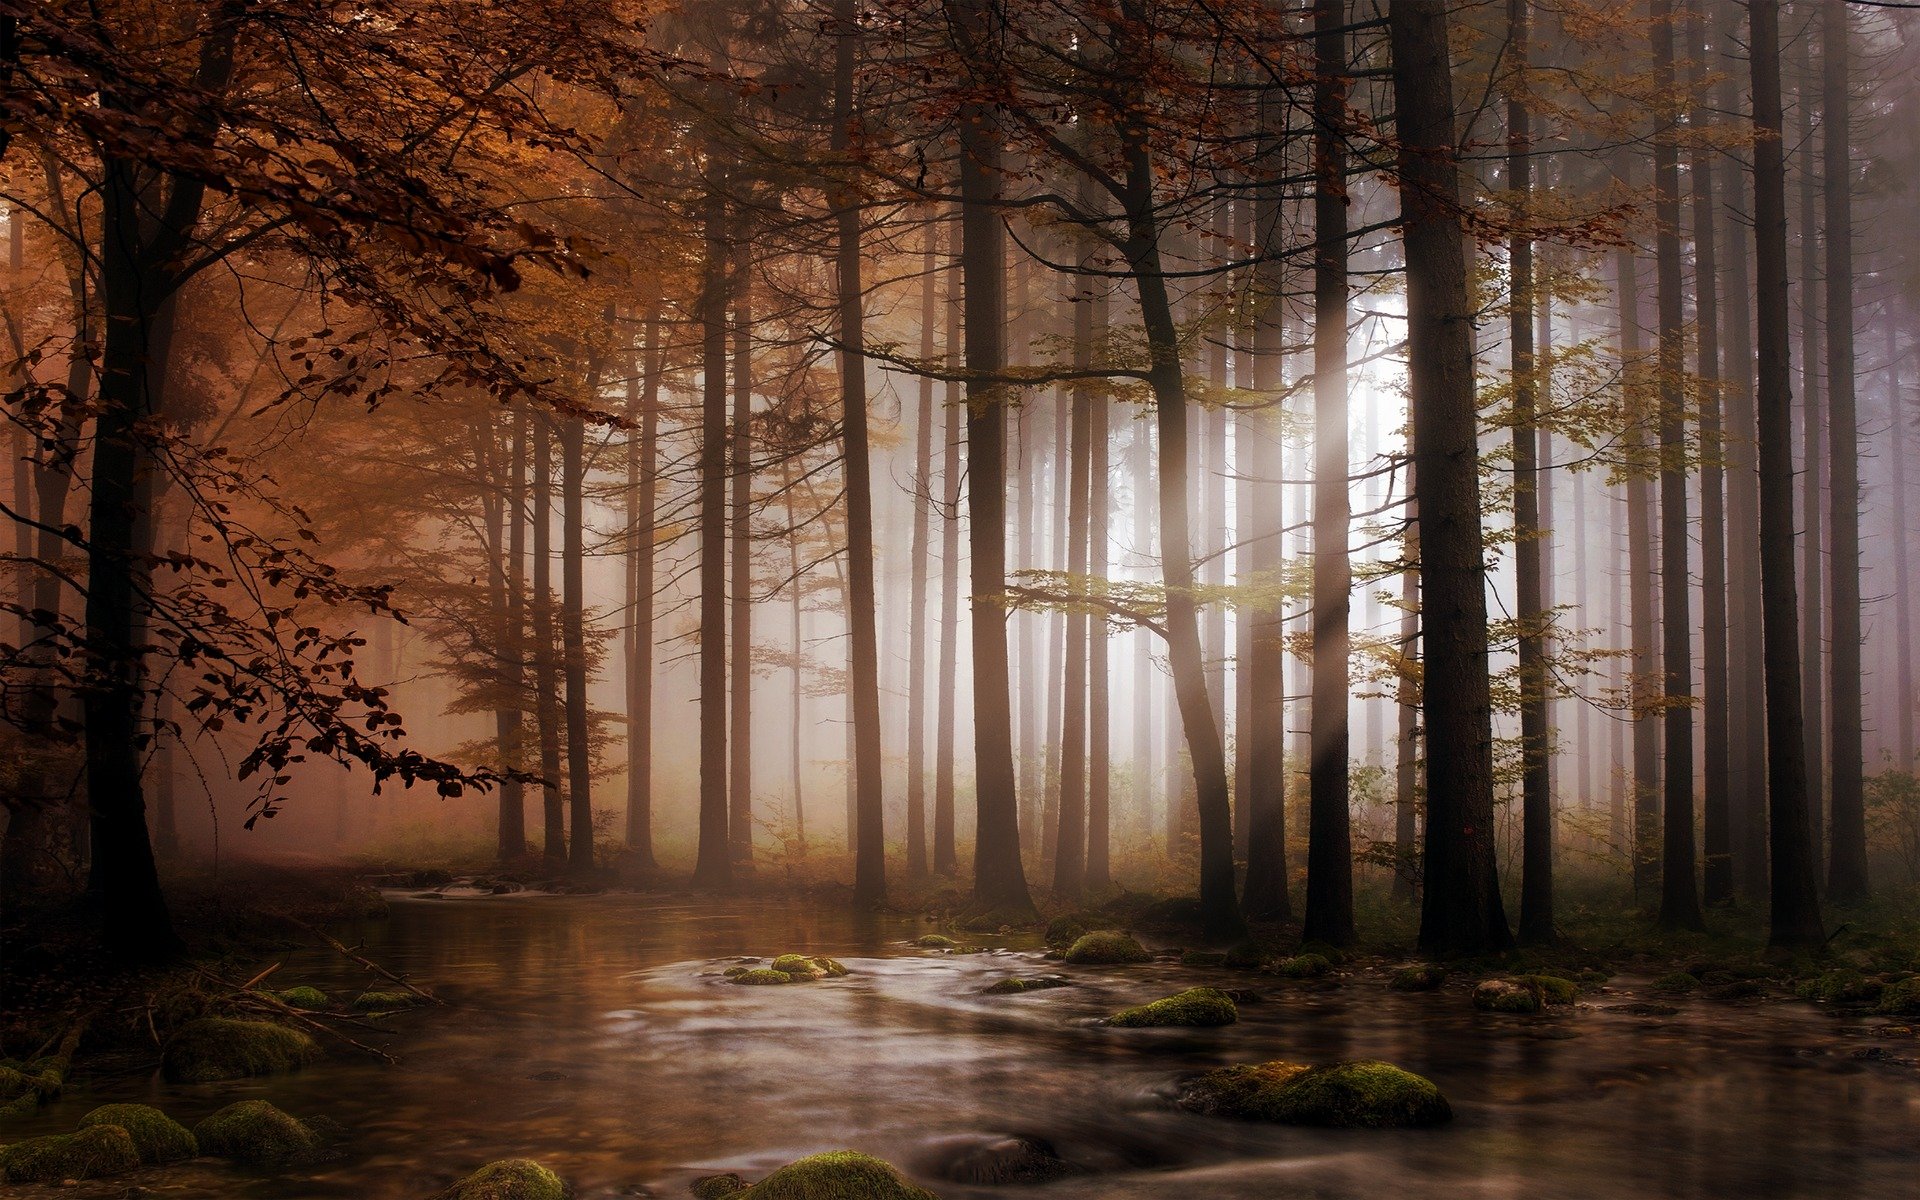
[17,892,1920,1198]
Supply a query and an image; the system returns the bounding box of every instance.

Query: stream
[14,891,1920,1198]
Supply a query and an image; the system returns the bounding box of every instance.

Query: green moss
[1389,964,1447,992]
[982,976,1072,995]
[772,955,826,979]
[911,935,960,950]
[0,1125,141,1184]
[1277,953,1332,979]
[1181,1059,1451,1129]
[192,1100,319,1167]
[1297,941,1350,966]
[1107,987,1238,1028]
[1222,940,1274,970]
[1063,931,1149,965]
[430,1158,569,1200]
[1876,977,1920,1015]
[732,969,796,986]
[78,1104,197,1164]
[692,1172,748,1199]
[732,1151,939,1200]
[353,990,423,1011]
[0,1059,60,1118]
[161,1017,321,1083]
[1044,916,1089,948]
[723,966,752,978]
[1473,979,1544,1013]
[276,986,330,1009]
[1517,974,1580,1005]
[1651,972,1699,995]
[1574,968,1613,986]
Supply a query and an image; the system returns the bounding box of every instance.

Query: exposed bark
[934,210,964,877]
[561,354,597,875]
[905,224,938,880]
[730,250,756,869]
[496,411,527,860]
[626,313,662,865]
[1618,241,1660,897]
[1087,289,1113,892]
[1052,241,1094,899]
[693,178,733,889]
[530,413,566,863]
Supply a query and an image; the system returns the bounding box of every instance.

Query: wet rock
[276,985,330,1009]
[431,1158,569,1200]
[727,1151,939,1200]
[1473,979,1544,1014]
[1221,941,1274,970]
[1180,1059,1452,1129]
[1277,954,1332,980]
[1296,941,1350,966]
[1877,977,1920,1016]
[78,1104,197,1164]
[1063,931,1149,965]
[691,1172,747,1199]
[731,969,796,986]
[935,1135,1076,1186]
[982,976,1072,996]
[1516,974,1579,1005]
[1107,987,1238,1028]
[353,990,425,1011]
[1796,970,1881,1006]
[1218,988,1265,1005]
[0,1125,142,1184]
[0,1057,61,1119]
[1706,979,1765,1002]
[161,1017,320,1083]
[1389,964,1447,992]
[911,935,961,951]
[1650,972,1699,996]
[192,1100,320,1167]
[1043,916,1090,949]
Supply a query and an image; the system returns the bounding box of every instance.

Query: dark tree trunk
[1087,290,1113,892]
[1793,22,1825,870]
[561,361,596,875]
[934,212,964,877]
[1304,0,1354,948]
[730,250,755,869]
[530,413,567,864]
[1652,0,1703,931]
[1052,246,1094,900]
[904,225,938,880]
[1821,0,1867,902]
[626,313,662,865]
[496,411,527,860]
[1393,529,1421,905]
[1889,323,1913,768]
[1748,0,1825,947]
[1390,0,1513,958]
[1618,241,1660,898]
[693,179,733,889]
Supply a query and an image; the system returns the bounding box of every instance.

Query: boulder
[1277,954,1332,979]
[1877,977,1920,1016]
[691,1172,747,1199]
[1062,931,1149,965]
[431,1158,570,1200]
[727,1151,938,1200]
[731,969,796,986]
[192,1100,319,1167]
[1388,964,1447,992]
[161,1017,320,1083]
[1180,1059,1452,1129]
[275,986,330,1010]
[981,976,1072,995]
[1473,979,1543,1014]
[0,1125,141,1184]
[935,1135,1075,1186]
[1107,987,1238,1028]
[1516,974,1579,1005]
[911,935,960,951]
[77,1103,197,1164]
[353,990,425,1011]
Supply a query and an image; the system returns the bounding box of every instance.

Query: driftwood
[279,912,443,1005]
[199,967,400,1065]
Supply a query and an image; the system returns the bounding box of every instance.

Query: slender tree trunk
[1794,22,1826,870]
[626,313,662,866]
[905,225,938,880]
[786,476,809,855]
[1652,0,1703,930]
[1821,0,1866,902]
[1305,0,1354,948]
[693,178,733,889]
[1392,525,1421,905]
[1889,324,1913,768]
[1087,289,1113,892]
[1390,0,1513,957]
[1619,242,1660,898]
[530,412,567,864]
[494,411,527,860]
[1749,0,1824,947]
[561,357,596,875]
[1052,248,1094,899]
[934,212,964,877]
[730,250,755,869]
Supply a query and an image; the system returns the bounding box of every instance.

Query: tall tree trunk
[1748,0,1824,947]
[1889,324,1913,768]
[934,212,964,877]
[1087,289,1113,892]
[1392,521,1421,904]
[1793,21,1825,870]
[730,250,755,869]
[496,411,527,860]
[1509,0,1553,945]
[626,313,662,866]
[951,0,1034,915]
[1305,0,1354,948]
[530,412,567,864]
[904,225,938,880]
[693,178,733,889]
[561,356,597,875]
[1052,246,1094,899]
[786,476,809,855]
[1652,0,1703,931]
[1618,241,1660,898]
[1389,0,1513,958]
[1821,0,1866,902]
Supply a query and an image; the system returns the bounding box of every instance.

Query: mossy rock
[352,989,424,1011]
[1389,964,1447,992]
[1473,979,1544,1014]
[1574,968,1613,986]
[772,955,825,979]
[192,1100,319,1167]
[0,1124,141,1184]
[1297,940,1350,966]
[729,1150,938,1200]
[936,1134,1076,1185]
[1044,916,1090,949]
[1516,974,1579,1005]
[1180,1059,1451,1129]
[731,969,795,986]
[78,1103,197,1164]
[1707,979,1765,1002]
[0,1059,60,1117]
[431,1158,570,1200]
[1063,931,1149,965]
[1650,972,1699,995]
[275,986,330,1009]
[692,1172,747,1199]
[1222,940,1274,970]
[1180,950,1228,967]
[982,976,1072,995]
[911,934,960,951]
[1876,977,1920,1016]
[1278,953,1332,979]
[161,1017,320,1083]
[1108,987,1237,1028]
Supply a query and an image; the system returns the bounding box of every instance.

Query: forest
[0,0,1917,1196]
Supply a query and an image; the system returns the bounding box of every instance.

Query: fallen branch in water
[198,967,399,1065]
[278,913,443,1006]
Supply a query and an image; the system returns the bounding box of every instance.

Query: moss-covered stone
[1516,974,1579,1005]
[192,1100,319,1167]
[161,1017,320,1083]
[1876,977,1920,1016]
[352,990,423,1011]
[1044,916,1090,949]
[982,976,1072,995]
[1473,979,1544,1013]
[731,969,795,986]
[1180,1059,1451,1128]
[937,1135,1075,1185]
[772,955,826,979]
[1651,972,1699,995]
[1796,970,1879,1005]
[275,986,330,1009]
[1222,941,1273,970]
[78,1103,197,1164]
[0,1124,141,1184]
[430,1158,569,1200]
[1063,931,1149,965]
[0,1058,60,1118]
[692,1172,747,1199]
[1107,987,1238,1028]
[911,935,960,950]
[1297,940,1350,966]
[1277,953,1332,979]
[731,1151,939,1200]
[1389,964,1447,992]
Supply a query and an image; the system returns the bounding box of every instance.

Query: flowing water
[15,892,1920,1198]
